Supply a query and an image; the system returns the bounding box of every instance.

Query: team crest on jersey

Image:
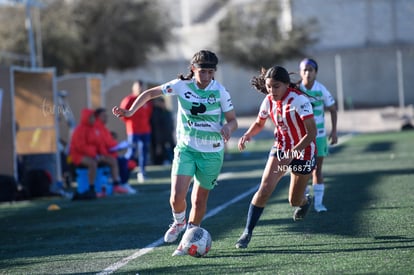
[277,113,287,130]
[261,110,268,116]
[277,113,283,123]
[207,94,217,104]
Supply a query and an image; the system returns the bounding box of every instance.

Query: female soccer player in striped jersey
[299,58,338,212]
[235,66,317,249]
[112,50,238,256]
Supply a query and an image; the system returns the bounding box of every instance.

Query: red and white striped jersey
[258,87,316,160]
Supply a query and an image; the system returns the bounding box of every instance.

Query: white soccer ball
[180,227,212,257]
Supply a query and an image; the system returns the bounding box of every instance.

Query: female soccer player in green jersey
[299,58,338,212]
[112,50,238,256]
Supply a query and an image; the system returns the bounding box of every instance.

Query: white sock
[172,211,186,224]
[313,183,325,206]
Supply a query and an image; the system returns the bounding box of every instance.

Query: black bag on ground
[0,175,18,202]
[22,169,52,198]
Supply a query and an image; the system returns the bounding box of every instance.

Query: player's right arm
[238,97,269,151]
[113,86,163,118]
[238,117,267,151]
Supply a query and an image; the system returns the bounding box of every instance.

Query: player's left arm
[220,89,238,142]
[221,110,238,143]
[292,95,317,153]
[293,117,317,153]
[326,104,338,145]
[322,86,338,145]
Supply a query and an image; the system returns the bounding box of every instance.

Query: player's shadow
[268,167,414,237]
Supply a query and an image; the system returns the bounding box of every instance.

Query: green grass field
[1,131,413,275]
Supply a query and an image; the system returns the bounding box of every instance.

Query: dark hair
[178,50,219,80]
[300,58,318,72]
[94,107,106,116]
[251,66,299,95]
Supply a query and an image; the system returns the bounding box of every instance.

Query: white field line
[97,184,258,275]
[97,133,354,274]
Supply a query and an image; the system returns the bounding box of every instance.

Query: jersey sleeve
[220,89,234,113]
[258,97,270,120]
[161,79,181,96]
[294,95,314,120]
[321,84,336,107]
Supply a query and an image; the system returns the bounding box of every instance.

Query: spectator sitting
[110,131,138,188]
[94,108,136,194]
[69,109,124,199]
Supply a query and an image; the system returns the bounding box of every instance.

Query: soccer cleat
[137,172,146,183]
[121,183,137,194]
[314,203,327,212]
[72,188,96,201]
[113,185,129,194]
[293,195,312,221]
[164,220,187,243]
[171,243,186,256]
[235,232,252,249]
[96,191,106,198]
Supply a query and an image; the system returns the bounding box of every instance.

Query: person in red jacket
[119,80,153,182]
[94,108,136,194]
[69,109,122,199]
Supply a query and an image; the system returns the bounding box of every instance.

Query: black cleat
[293,195,312,221]
[235,233,252,249]
[72,189,96,201]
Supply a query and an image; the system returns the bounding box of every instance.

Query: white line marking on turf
[98,134,355,274]
[98,133,355,274]
[97,183,258,275]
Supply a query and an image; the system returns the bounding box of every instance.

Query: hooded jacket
[95,116,117,158]
[69,109,108,165]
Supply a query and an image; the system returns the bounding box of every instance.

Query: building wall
[103,0,414,115]
[284,45,414,109]
[291,0,414,49]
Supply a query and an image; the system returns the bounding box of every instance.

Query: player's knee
[170,193,185,207]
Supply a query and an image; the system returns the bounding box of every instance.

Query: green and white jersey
[300,80,335,138]
[161,78,234,152]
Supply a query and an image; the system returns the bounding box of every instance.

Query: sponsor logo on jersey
[165,85,173,93]
[300,102,312,113]
[187,120,211,128]
[190,102,207,115]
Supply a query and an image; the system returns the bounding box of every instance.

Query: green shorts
[316,136,329,157]
[171,147,224,190]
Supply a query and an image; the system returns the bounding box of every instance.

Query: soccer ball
[180,227,212,257]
